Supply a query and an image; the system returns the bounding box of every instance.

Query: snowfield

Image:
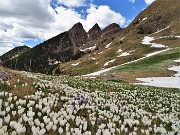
[136,59,180,88]
[136,77,180,88]
[142,36,167,48]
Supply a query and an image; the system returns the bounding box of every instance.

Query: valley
[0,0,180,134]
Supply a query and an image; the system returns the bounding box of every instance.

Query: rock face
[68,22,88,47]
[82,23,102,49]
[83,23,122,49]
[102,23,121,38]
[87,23,102,41]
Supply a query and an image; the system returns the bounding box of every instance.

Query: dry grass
[0,66,37,97]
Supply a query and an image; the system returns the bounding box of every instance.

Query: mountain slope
[0,22,121,73]
[0,46,30,62]
[53,0,180,76]
[1,0,179,76]
[126,0,180,35]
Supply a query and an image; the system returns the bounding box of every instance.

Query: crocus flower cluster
[0,71,179,135]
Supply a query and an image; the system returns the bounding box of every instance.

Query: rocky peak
[88,23,101,35]
[102,23,121,37]
[103,23,120,32]
[68,22,88,47]
[87,23,102,45]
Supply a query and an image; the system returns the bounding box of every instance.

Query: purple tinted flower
[78,100,82,104]
[76,96,80,100]
[98,117,101,123]
[70,98,74,101]
[69,105,74,110]
[81,98,86,103]
[85,99,89,103]
[0,72,11,81]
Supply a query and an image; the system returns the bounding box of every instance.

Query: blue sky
[0,0,155,55]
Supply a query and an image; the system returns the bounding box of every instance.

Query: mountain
[68,22,88,48]
[0,22,121,73]
[52,0,180,76]
[125,0,180,35]
[1,0,179,76]
[0,46,30,68]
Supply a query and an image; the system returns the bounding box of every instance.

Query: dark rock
[102,23,121,38]
[87,23,101,41]
[68,22,88,47]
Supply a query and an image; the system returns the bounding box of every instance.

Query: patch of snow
[80,45,97,52]
[151,25,170,35]
[54,61,61,65]
[145,48,170,57]
[135,77,180,89]
[158,35,180,39]
[83,48,170,77]
[175,36,180,38]
[104,59,116,67]
[71,63,80,66]
[83,67,115,76]
[142,36,167,48]
[168,66,180,77]
[142,36,154,44]
[96,62,98,64]
[142,17,147,21]
[119,52,130,57]
[151,43,167,48]
[121,37,125,41]
[117,49,122,53]
[173,59,180,63]
[98,52,103,54]
[105,42,112,48]
[48,58,61,65]
[91,57,96,60]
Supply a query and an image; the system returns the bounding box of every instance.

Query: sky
[0,0,155,56]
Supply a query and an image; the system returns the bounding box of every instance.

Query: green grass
[111,48,180,73]
[104,48,118,58]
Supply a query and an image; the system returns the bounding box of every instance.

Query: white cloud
[144,0,155,5]
[0,0,54,55]
[0,0,126,56]
[84,5,126,30]
[43,6,83,39]
[57,0,86,7]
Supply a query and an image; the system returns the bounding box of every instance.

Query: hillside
[0,0,179,79]
[0,22,122,73]
[52,0,180,76]
[0,1,180,135]
[0,46,30,63]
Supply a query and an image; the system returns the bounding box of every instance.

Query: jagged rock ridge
[1,22,121,73]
